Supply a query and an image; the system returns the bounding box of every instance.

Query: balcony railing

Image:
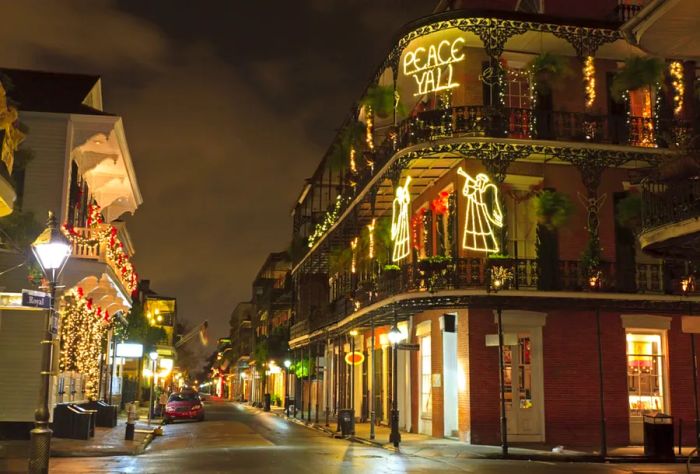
[642,177,700,231]
[615,1,644,22]
[315,258,672,330]
[397,106,679,149]
[68,225,137,294]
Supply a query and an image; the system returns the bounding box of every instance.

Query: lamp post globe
[28,211,72,474]
[30,211,71,281]
[283,359,291,368]
[388,325,404,345]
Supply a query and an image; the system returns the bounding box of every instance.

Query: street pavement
[1,398,698,473]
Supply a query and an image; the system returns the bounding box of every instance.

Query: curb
[242,404,698,465]
[136,420,165,455]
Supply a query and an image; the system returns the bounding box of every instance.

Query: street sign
[397,343,420,351]
[21,289,51,309]
[49,312,59,336]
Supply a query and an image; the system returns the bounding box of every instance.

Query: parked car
[163,392,205,423]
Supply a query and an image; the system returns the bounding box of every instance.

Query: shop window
[502,335,533,411]
[626,332,666,416]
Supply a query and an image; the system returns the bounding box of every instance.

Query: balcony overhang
[289,288,700,348]
[640,216,700,259]
[621,0,700,60]
[293,136,672,275]
[70,115,143,223]
[61,262,131,315]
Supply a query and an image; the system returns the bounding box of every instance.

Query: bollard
[125,402,137,441]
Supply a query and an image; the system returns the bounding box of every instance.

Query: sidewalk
[258,404,700,464]
[0,407,160,459]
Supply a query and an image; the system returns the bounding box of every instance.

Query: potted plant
[360,84,406,119]
[532,190,573,291]
[533,190,574,230]
[610,56,664,102]
[527,53,572,95]
[615,192,642,233]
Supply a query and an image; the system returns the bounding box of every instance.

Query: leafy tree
[125,299,166,352]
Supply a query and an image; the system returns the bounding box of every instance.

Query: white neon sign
[391,177,411,262]
[457,168,503,253]
[403,37,465,96]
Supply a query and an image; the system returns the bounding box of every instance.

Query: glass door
[502,332,542,439]
[419,335,432,435]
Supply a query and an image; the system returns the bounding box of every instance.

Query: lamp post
[349,329,358,428]
[148,351,159,425]
[489,266,508,458]
[284,359,291,417]
[388,317,405,448]
[28,211,71,474]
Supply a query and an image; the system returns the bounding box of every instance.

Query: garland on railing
[62,204,138,294]
[307,195,348,248]
[60,287,110,400]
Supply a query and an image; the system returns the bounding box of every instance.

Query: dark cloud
[2,0,430,342]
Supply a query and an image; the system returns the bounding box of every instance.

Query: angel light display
[391,176,411,262]
[457,168,503,253]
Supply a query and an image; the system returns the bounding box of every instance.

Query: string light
[367,219,375,259]
[669,61,684,116]
[365,106,375,151]
[350,237,358,274]
[391,177,411,262]
[583,56,596,109]
[307,195,348,248]
[349,146,357,173]
[60,287,110,400]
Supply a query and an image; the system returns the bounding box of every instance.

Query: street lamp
[284,359,291,417]
[349,328,358,433]
[148,351,159,425]
[387,319,405,448]
[488,265,510,458]
[28,211,71,474]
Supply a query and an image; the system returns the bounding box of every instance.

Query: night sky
[2,1,431,345]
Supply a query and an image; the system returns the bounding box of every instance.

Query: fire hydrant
[125,402,137,440]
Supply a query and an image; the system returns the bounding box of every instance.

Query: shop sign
[344,351,365,366]
[403,37,465,96]
[485,333,518,347]
[116,342,144,358]
[398,343,420,351]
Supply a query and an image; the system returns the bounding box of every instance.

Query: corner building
[288,1,700,448]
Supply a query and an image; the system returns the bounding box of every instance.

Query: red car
[163,392,205,423]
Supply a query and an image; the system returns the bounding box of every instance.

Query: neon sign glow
[391,177,411,262]
[457,168,503,253]
[403,37,465,96]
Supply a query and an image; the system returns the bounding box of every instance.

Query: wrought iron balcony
[396,105,680,149]
[640,175,700,258]
[316,257,676,330]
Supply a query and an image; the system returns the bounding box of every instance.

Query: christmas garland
[62,205,138,294]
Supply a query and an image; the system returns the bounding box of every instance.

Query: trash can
[52,404,74,438]
[71,405,97,438]
[339,409,355,437]
[643,413,674,459]
[80,401,117,427]
[264,393,271,412]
